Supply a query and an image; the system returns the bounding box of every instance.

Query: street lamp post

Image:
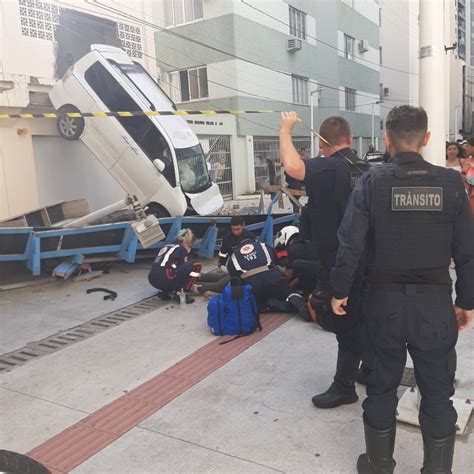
[310,88,322,157]
[371,100,383,148]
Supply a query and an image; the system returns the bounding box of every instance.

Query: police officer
[280,112,369,409]
[148,229,201,304]
[330,106,474,473]
[228,238,312,321]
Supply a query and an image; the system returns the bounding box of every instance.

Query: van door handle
[122,135,129,144]
[131,146,139,154]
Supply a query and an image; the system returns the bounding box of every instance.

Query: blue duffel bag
[207,279,261,341]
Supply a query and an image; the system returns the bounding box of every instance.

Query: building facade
[0,0,157,220]
[153,0,381,196]
[380,0,473,144]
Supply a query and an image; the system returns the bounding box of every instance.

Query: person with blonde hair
[148,228,201,304]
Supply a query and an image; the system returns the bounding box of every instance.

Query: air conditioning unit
[383,87,389,97]
[287,37,302,53]
[358,39,369,53]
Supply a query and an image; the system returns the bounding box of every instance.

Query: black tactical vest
[369,158,461,283]
[311,149,369,255]
[332,150,370,215]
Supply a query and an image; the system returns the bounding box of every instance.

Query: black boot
[357,416,396,473]
[157,290,171,301]
[312,348,359,408]
[287,293,313,322]
[421,431,455,474]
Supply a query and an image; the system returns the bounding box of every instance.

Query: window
[379,46,383,65]
[345,87,356,111]
[164,0,203,27]
[289,6,306,40]
[292,75,309,105]
[84,62,176,186]
[169,67,208,102]
[344,34,355,60]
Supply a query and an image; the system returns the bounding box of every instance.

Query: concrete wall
[33,136,124,210]
[0,0,158,220]
[0,125,40,218]
[379,0,418,139]
[0,0,157,95]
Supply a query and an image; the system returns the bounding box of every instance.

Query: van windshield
[175,145,211,194]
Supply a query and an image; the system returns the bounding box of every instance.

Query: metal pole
[63,198,129,228]
[419,0,446,165]
[310,92,315,157]
[371,102,375,147]
[309,88,322,157]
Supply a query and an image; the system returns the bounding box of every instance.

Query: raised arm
[279,112,306,181]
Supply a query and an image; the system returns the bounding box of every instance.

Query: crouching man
[228,239,312,321]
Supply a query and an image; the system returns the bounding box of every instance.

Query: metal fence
[200,136,233,199]
[0,212,297,275]
[253,136,311,191]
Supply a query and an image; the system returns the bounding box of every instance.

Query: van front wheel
[57,105,85,141]
[146,203,170,219]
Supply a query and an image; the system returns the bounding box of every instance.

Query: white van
[49,44,223,217]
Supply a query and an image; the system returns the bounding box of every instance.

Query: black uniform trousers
[148,261,195,292]
[291,259,319,296]
[362,285,458,439]
[320,252,363,356]
[245,269,292,309]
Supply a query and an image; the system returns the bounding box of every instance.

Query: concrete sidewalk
[0,264,472,473]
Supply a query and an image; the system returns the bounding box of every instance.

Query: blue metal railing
[0,195,296,276]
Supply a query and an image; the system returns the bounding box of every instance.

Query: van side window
[84,61,176,187]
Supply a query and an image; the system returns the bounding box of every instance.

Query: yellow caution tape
[0,109,278,120]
